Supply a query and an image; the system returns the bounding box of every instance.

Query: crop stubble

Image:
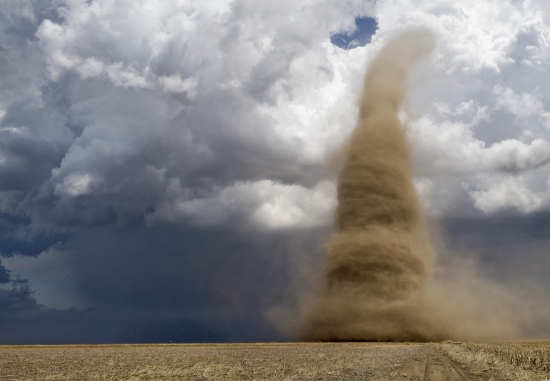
[0,342,422,381]
[440,342,550,381]
[2,342,548,380]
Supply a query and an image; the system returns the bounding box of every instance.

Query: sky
[1,0,550,344]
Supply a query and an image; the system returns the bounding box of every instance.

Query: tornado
[302,29,448,342]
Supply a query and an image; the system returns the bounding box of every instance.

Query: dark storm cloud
[63,226,323,317]
[0,213,67,256]
[0,125,66,192]
[439,213,550,300]
[0,280,231,344]
[443,212,550,249]
[0,225,328,344]
[0,259,9,283]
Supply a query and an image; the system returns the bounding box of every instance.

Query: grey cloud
[59,226,321,311]
[0,259,9,283]
[0,224,327,343]
[0,280,232,344]
[6,0,349,229]
[0,213,67,256]
[0,0,353,343]
[438,213,550,328]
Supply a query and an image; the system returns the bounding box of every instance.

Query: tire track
[423,351,468,381]
[376,345,473,381]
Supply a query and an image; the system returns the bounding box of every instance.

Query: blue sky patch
[331,17,378,50]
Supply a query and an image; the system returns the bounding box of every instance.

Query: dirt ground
[0,342,480,381]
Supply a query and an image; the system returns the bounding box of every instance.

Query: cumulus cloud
[411,113,550,176]
[147,180,336,229]
[158,75,198,97]
[468,176,542,214]
[383,0,550,217]
[1,0,376,232]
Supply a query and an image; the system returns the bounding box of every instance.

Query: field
[0,343,424,381]
[0,342,549,381]
[440,342,550,381]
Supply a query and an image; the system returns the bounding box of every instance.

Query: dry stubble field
[0,342,549,381]
[0,343,425,381]
[440,341,550,381]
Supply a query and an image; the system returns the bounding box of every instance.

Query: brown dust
[301,29,449,342]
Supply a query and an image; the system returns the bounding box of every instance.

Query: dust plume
[426,236,550,341]
[298,28,550,342]
[301,28,448,342]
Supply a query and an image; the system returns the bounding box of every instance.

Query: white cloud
[147,180,336,229]
[493,85,550,128]
[104,62,150,89]
[77,57,105,79]
[369,0,550,217]
[410,114,550,175]
[468,176,545,214]
[158,75,197,98]
[4,0,550,229]
[250,181,336,229]
[54,172,101,197]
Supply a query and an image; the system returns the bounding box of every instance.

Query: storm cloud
[1,0,550,343]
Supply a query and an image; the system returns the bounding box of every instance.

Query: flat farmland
[0,343,443,381]
[0,343,424,381]
[1,342,549,381]
[440,342,550,381]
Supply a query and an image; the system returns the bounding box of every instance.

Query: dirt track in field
[378,346,474,381]
[0,343,477,381]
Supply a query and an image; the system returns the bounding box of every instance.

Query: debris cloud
[301,29,447,341]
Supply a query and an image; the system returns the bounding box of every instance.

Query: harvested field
[440,342,550,381]
[2,342,548,380]
[0,342,424,381]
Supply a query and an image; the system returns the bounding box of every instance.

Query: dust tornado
[302,29,448,342]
